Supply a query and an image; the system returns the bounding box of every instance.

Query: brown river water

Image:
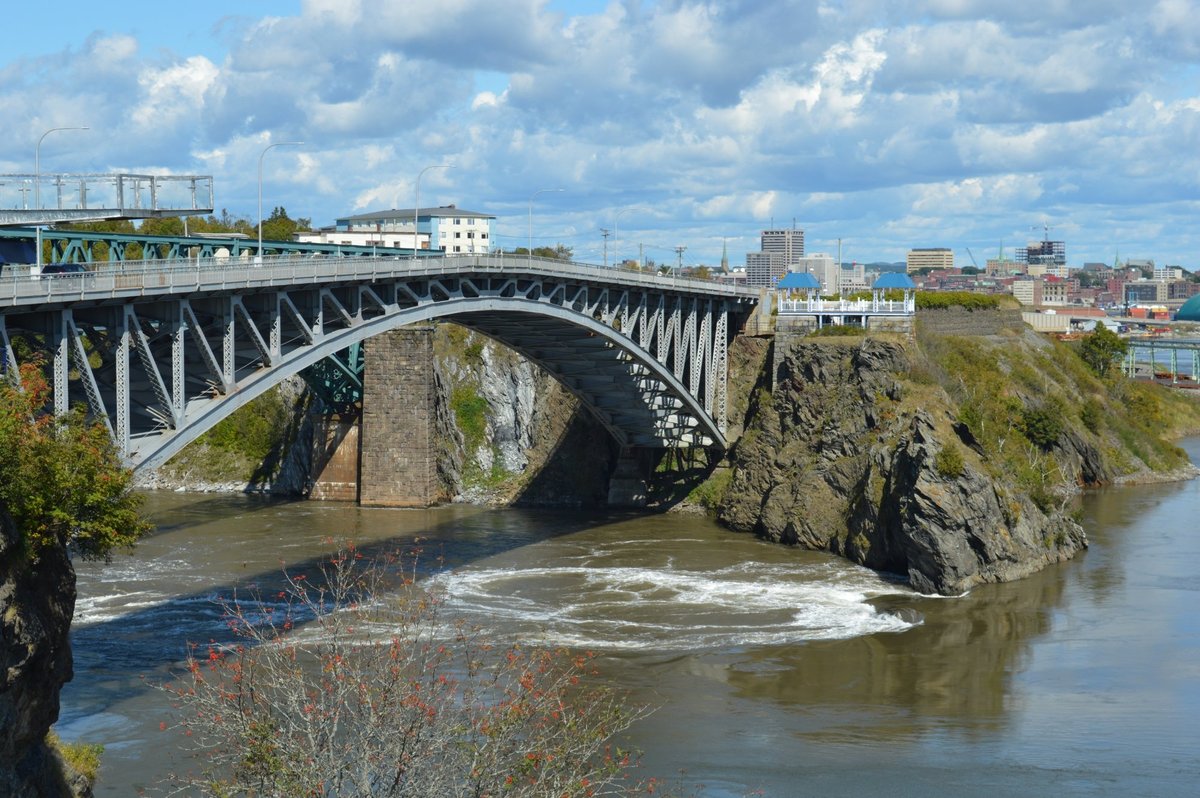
[61,439,1200,796]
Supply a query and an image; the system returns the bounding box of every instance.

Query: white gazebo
[775,270,916,330]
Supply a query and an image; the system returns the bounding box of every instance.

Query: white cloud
[4,1,1200,265]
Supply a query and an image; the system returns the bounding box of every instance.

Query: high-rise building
[906,248,954,273]
[761,228,804,265]
[745,252,784,288]
[745,226,804,287]
[1018,240,1066,266]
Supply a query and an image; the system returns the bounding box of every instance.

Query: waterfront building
[906,247,953,273]
[1125,280,1168,304]
[297,205,495,254]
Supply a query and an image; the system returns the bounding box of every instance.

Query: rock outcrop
[720,337,1087,595]
[0,503,91,797]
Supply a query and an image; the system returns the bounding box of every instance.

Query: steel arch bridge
[0,254,759,470]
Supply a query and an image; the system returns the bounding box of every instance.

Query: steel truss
[0,256,756,470]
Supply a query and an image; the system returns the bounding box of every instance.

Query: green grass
[46,731,103,785]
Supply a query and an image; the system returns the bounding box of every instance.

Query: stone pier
[359,326,439,507]
[308,412,360,501]
[607,447,650,507]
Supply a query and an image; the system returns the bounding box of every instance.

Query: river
[59,439,1200,796]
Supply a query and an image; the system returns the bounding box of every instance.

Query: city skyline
[4,1,1200,268]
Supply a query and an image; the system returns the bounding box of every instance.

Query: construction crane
[965,247,980,270]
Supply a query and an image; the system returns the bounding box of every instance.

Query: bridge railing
[777,296,915,315]
[0,253,758,305]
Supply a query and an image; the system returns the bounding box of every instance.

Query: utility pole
[674,245,687,273]
[600,228,611,269]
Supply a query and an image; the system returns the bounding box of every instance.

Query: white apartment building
[297,205,495,255]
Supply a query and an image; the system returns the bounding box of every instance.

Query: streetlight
[34,126,89,270]
[35,126,89,210]
[414,164,453,262]
[528,188,564,260]
[257,141,304,263]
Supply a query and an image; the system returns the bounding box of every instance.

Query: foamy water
[433,537,919,650]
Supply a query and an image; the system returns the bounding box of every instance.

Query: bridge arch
[136,297,724,470]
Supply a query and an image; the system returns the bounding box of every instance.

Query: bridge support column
[607,447,650,507]
[308,411,361,501]
[359,326,439,507]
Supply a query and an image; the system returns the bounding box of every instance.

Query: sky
[4,0,1200,269]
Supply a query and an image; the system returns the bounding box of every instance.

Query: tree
[163,546,650,797]
[0,362,149,561]
[1078,326,1128,377]
[512,244,573,261]
[260,206,312,242]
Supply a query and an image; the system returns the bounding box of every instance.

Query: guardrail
[777,297,915,315]
[0,253,759,306]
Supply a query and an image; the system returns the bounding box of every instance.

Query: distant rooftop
[337,205,495,224]
[777,272,821,289]
[873,272,916,290]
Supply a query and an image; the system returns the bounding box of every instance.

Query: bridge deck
[0,253,759,307]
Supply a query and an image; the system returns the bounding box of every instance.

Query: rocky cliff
[0,504,92,797]
[720,335,1092,595]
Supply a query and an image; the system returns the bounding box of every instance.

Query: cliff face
[719,337,1087,595]
[0,505,90,797]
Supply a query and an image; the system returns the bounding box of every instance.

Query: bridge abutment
[359,326,440,507]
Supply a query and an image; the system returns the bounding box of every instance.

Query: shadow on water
[64,492,654,721]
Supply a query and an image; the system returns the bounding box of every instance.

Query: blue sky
[4,0,1200,268]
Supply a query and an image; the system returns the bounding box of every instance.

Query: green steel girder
[0,227,437,263]
[300,343,364,412]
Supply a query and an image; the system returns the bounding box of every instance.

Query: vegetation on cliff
[0,363,150,561]
[1,364,150,796]
[712,318,1200,594]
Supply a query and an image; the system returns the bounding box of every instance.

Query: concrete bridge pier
[358,326,440,507]
[607,447,651,507]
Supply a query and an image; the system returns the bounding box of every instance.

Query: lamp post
[34,126,89,269]
[414,164,453,262]
[257,141,304,264]
[35,126,89,210]
[528,188,564,261]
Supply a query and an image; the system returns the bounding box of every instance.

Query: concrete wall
[359,326,439,507]
[917,308,1025,336]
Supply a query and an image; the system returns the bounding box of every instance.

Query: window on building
[481,233,488,240]
[454,245,462,252]
[455,232,462,239]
